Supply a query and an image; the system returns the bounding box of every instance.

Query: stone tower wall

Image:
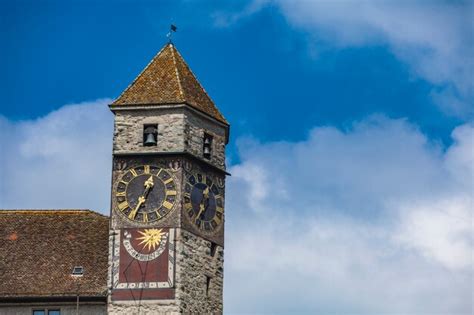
[174,228,224,313]
[107,300,179,314]
[183,110,227,170]
[112,106,227,171]
[113,108,186,154]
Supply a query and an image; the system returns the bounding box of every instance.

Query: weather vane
[167,24,177,43]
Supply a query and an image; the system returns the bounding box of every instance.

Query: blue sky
[1,1,468,148]
[1,1,472,314]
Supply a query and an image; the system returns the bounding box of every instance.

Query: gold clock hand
[142,176,154,198]
[196,203,205,220]
[129,195,145,219]
[144,176,154,190]
[129,176,155,220]
[196,187,210,219]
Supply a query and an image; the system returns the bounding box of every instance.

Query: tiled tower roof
[112,43,228,125]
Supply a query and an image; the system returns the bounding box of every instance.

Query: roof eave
[0,295,107,304]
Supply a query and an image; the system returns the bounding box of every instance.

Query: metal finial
[166,24,177,43]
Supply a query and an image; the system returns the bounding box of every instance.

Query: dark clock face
[115,165,177,223]
[184,172,224,234]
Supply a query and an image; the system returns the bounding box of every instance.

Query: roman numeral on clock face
[163,201,173,210]
[118,201,128,211]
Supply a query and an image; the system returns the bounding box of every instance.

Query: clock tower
[107,43,229,314]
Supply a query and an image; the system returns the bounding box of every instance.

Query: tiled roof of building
[0,210,109,298]
[112,43,228,125]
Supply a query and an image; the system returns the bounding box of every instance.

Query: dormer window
[203,133,213,159]
[143,124,158,146]
[71,266,84,277]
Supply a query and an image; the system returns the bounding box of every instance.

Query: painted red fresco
[118,228,170,283]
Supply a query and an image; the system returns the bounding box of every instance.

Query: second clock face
[115,165,177,223]
[184,172,224,235]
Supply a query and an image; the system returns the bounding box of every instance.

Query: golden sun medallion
[136,228,165,251]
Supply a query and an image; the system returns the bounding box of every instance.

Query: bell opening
[203,133,213,159]
[143,124,158,147]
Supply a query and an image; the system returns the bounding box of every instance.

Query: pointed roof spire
[112,43,228,125]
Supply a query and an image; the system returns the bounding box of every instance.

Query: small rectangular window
[209,242,217,257]
[72,266,84,276]
[205,275,211,296]
[143,124,158,146]
[203,133,213,160]
[33,309,60,315]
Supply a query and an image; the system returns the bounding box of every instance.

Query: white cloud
[225,116,473,313]
[212,0,269,28]
[1,102,472,313]
[396,196,472,271]
[0,99,113,213]
[214,0,474,117]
